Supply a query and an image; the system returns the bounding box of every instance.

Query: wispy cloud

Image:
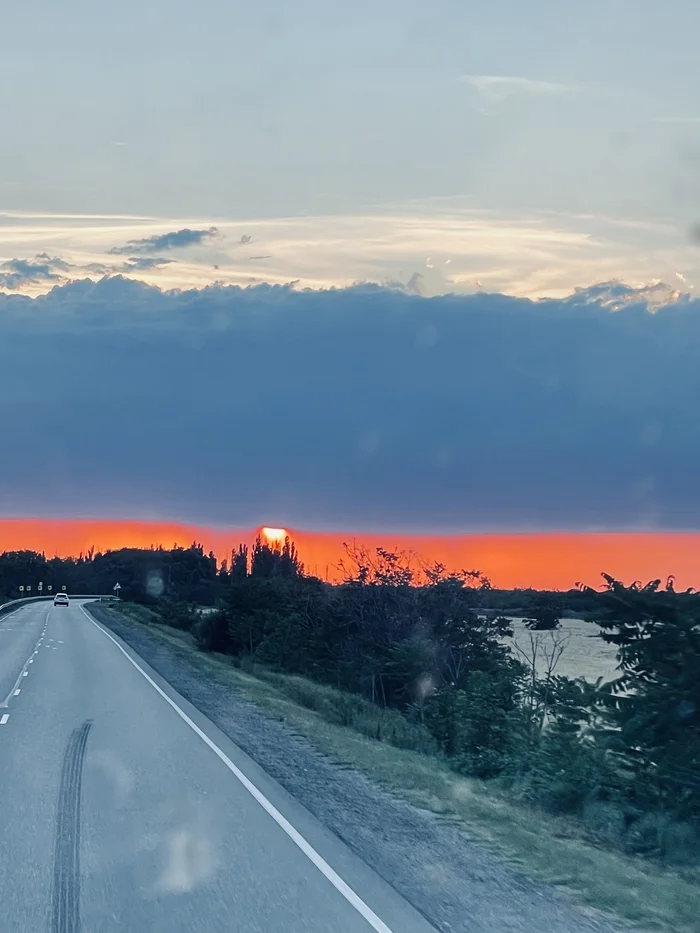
[461,74,575,100]
[121,257,175,271]
[650,116,700,125]
[109,227,219,255]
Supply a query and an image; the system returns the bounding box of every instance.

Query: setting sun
[261,526,287,545]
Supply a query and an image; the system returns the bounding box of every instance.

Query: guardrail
[0,594,118,618]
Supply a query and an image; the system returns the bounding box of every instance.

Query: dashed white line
[0,606,51,707]
[82,604,397,933]
[13,689,20,696]
[0,714,9,725]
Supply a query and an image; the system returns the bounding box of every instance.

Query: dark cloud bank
[0,276,697,531]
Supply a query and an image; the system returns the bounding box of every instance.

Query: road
[0,600,438,933]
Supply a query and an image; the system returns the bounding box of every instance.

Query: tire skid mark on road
[52,720,92,933]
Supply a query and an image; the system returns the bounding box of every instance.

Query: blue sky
[2,0,700,289]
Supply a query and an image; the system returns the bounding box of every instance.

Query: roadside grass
[108,601,162,625]
[97,603,700,933]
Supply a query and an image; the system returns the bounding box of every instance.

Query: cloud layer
[0,277,697,532]
[2,206,699,301]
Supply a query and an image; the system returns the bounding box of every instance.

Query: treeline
[0,538,598,617]
[0,537,309,606]
[178,540,698,866]
[0,542,222,605]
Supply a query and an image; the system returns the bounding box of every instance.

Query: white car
[54,593,69,607]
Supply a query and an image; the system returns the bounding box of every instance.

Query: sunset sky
[0,518,697,592]
[1,2,700,582]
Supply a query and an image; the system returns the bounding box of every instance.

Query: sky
[2,1,700,296]
[2,1,700,582]
[0,519,699,591]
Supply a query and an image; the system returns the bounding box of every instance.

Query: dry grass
[99,605,700,933]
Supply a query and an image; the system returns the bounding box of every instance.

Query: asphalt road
[0,600,438,933]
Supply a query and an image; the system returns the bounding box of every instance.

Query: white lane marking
[0,714,9,725]
[0,607,51,707]
[81,605,396,933]
[13,689,20,696]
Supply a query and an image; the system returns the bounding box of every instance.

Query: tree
[250,535,303,579]
[231,544,248,580]
[511,628,571,743]
[524,593,562,630]
[589,574,700,820]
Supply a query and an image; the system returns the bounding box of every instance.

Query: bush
[193,610,230,652]
[423,667,523,778]
[158,599,197,631]
[622,811,700,864]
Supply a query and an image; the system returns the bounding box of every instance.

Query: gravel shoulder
[86,603,653,933]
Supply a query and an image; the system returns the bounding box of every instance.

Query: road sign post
[113,583,121,600]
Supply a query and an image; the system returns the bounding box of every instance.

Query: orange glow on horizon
[0,517,698,590]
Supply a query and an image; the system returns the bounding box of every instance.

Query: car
[53,593,69,607]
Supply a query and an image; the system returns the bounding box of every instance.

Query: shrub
[193,610,230,652]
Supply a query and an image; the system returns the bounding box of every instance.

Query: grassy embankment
[95,601,700,933]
